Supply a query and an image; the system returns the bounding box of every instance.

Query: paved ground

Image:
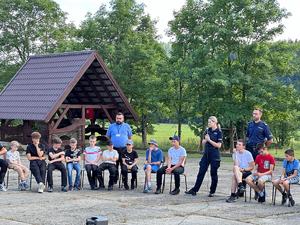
[1,156,300,225]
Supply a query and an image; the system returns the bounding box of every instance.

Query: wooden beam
[61,104,116,109]
[103,108,113,122]
[53,106,70,130]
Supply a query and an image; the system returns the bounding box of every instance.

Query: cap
[106,141,113,146]
[126,140,134,145]
[148,139,158,146]
[169,135,180,142]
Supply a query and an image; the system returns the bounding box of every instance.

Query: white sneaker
[0,183,7,192]
[38,182,44,193]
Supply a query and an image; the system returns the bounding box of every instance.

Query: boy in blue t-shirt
[143,139,163,193]
[272,149,299,206]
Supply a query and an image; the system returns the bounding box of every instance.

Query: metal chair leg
[29,172,32,190]
[244,185,247,202]
[169,173,173,194]
[184,174,188,192]
[162,173,166,193]
[6,170,9,189]
[249,187,252,202]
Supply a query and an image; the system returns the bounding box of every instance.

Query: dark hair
[237,139,245,146]
[116,112,124,116]
[31,132,41,139]
[285,149,294,157]
[254,108,263,113]
[52,136,62,144]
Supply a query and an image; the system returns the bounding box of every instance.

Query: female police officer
[185,116,223,197]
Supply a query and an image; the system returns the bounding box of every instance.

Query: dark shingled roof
[0,50,137,122]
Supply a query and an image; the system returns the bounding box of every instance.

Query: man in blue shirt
[143,139,163,193]
[246,108,273,160]
[106,112,132,182]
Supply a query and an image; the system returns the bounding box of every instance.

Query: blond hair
[209,116,221,130]
[70,138,77,144]
[10,140,20,148]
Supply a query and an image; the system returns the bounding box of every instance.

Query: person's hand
[127,165,132,170]
[205,134,210,141]
[239,168,244,172]
[48,161,52,164]
[257,172,262,177]
[166,167,172,174]
[253,172,258,176]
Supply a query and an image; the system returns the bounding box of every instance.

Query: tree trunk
[177,78,183,138]
[141,113,147,148]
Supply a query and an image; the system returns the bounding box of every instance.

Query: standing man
[106,112,132,182]
[0,144,8,191]
[246,108,273,160]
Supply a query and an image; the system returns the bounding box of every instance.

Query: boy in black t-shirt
[65,138,81,191]
[0,144,8,192]
[26,132,47,193]
[121,140,138,190]
[47,137,68,192]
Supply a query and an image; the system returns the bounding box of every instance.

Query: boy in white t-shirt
[6,141,30,190]
[97,141,119,190]
[226,139,254,203]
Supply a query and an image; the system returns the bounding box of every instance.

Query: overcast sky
[54,0,300,42]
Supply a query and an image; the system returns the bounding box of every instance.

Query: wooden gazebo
[0,50,137,147]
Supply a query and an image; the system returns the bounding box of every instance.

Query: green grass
[132,123,199,151]
[132,123,300,160]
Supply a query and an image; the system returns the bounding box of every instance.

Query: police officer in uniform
[246,108,273,160]
[185,116,223,197]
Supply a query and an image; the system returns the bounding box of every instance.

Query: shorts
[250,174,272,183]
[274,176,299,184]
[242,171,252,179]
[144,164,160,173]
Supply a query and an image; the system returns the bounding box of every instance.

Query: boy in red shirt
[246,147,275,203]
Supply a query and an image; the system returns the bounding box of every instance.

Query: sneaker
[0,183,7,192]
[226,195,237,203]
[131,180,135,190]
[99,185,105,190]
[208,193,214,197]
[61,186,68,192]
[69,186,73,191]
[108,186,113,191]
[24,181,29,190]
[124,183,129,190]
[74,186,80,191]
[170,189,180,195]
[258,192,265,203]
[254,191,259,200]
[155,188,161,194]
[288,195,295,207]
[281,193,287,205]
[20,181,26,191]
[38,182,44,193]
[185,189,197,196]
[238,185,245,195]
[47,186,53,193]
[143,188,150,193]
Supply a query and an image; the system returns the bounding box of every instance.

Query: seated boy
[0,143,8,192]
[83,135,102,190]
[121,140,138,190]
[246,146,275,203]
[6,141,30,190]
[47,136,68,192]
[26,132,47,193]
[226,139,254,203]
[97,141,118,191]
[272,149,299,206]
[143,139,163,193]
[155,135,187,195]
[65,138,81,191]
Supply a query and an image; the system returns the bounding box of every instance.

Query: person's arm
[286,169,298,180]
[35,144,44,158]
[167,153,171,168]
[106,125,112,140]
[49,151,64,160]
[111,151,118,162]
[264,124,273,147]
[26,153,40,161]
[205,131,222,148]
[127,124,133,140]
[241,161,255,172]
[258,164,274,176]
[49,154,65,163]
[169,156,185,171]
[122,157,129,167]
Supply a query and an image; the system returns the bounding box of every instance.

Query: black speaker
[86,216,108,225]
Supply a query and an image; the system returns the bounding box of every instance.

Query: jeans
[67,162,81,188]
[47,162,68,187]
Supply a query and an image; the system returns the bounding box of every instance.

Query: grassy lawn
[132,123,300,160]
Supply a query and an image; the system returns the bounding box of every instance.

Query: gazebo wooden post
[81,106,86,148]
